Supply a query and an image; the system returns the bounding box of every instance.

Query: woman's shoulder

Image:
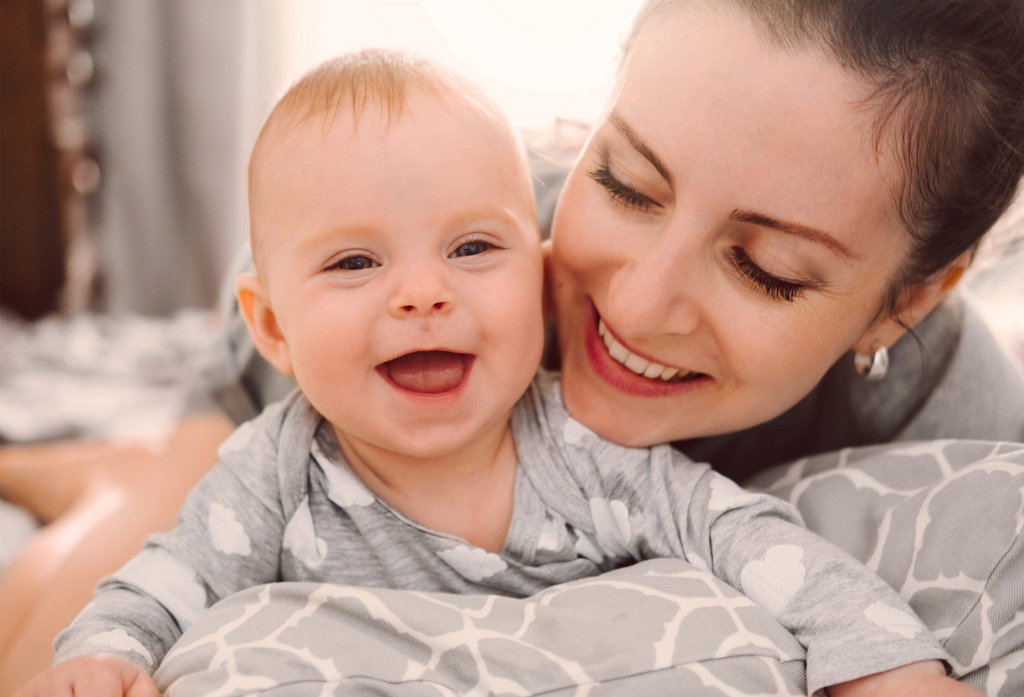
[894,293,1024,442]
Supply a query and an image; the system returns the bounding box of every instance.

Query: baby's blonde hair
[248,48,527,274]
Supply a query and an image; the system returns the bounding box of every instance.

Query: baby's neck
[331,423,518,552]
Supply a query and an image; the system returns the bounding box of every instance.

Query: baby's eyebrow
[446,203,526,231]
[731,210,857,259]
[609,113,672,186]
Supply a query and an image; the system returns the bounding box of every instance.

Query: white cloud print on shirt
[707,473,765,513]
[740,544,807,616]
[562,416,596,446]
[865,602,924,639]
[216,418,259,458]
[575,497,634,564]
[283,496,328,568]
[208,502,252,556]
[87,629,153,665]
[312,442,375,508]
[437,545,508,582]
[118,548,208,632]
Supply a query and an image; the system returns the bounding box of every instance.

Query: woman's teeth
[598,319,691,382]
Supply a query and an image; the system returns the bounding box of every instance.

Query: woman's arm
[0,413,234,697]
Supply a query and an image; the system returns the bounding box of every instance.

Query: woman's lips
[598,319,698,382]
[582,305,709,397]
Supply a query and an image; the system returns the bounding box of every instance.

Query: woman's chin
[559,372,685,447]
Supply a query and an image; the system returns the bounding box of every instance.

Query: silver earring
[854,346,889,381]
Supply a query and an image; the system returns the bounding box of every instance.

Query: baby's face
[252,92,544,460]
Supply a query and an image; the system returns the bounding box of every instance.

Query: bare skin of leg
[0,413,235,696]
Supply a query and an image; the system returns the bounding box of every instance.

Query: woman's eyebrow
[731,210,856,259]
[607,113,854,260]
[609,113,672,185]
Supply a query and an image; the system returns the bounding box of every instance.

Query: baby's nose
[388,266,455,317]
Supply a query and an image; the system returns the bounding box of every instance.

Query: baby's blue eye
[451,241,492,258]
[334,255,377,271]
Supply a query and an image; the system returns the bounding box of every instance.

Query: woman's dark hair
[624,0,1024,317]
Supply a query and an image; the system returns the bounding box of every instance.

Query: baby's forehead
[308,87,506,140]
[253,86,538,225]
[262,87,532,192]
[259,87,512,169]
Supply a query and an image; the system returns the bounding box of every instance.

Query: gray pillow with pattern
[748,440,1024,695]
[155,440,1024,696]
[156,560,808,696]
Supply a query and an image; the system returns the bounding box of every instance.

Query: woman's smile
[583,302,712,399]
[598,318,698,383]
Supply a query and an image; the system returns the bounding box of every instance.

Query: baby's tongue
[386,351,467,394]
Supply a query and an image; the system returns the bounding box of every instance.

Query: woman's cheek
[554,207,624,289]
[726,305,847,400]
[550,210,591,290]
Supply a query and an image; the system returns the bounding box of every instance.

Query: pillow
[155,440,1024,696]
[747,440,1024,696]
[155,559,808,697]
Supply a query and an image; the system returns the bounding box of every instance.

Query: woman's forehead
[608,6,904,256]
[619,5,868,122]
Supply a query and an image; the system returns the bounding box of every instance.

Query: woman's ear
[852,252,970,356]
[236,272,295,376]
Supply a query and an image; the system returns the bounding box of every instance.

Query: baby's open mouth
[382,351,471,394]
[598,319,703,383]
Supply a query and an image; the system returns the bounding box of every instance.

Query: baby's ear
[236,273,295,376]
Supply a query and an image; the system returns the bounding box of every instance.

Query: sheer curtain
[85,0,646,316]
[89,0,304,315]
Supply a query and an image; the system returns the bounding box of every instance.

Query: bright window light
[311,0,644,128]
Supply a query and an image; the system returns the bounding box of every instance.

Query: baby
[22,49,975,697]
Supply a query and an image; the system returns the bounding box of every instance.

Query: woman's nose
[388,262,455,317]
[605,233,702,337]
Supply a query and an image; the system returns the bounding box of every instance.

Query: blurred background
[2,0,648,319]
[0,0,646,443]
[0,0,1021,446]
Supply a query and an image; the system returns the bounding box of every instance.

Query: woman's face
[549,5,911,447]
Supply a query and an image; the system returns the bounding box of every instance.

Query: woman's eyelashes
[590,148,812,304]
[588,161,658,213]
[590,152,809,303]
[729,246,806,302]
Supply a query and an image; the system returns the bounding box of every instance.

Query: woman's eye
[588,162,658,213]
[729,247,805,302]
[332,255,378,271]
[450,240,494,258]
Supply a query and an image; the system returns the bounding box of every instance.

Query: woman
[549,0,1024,480]
[3,0,1024,692]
